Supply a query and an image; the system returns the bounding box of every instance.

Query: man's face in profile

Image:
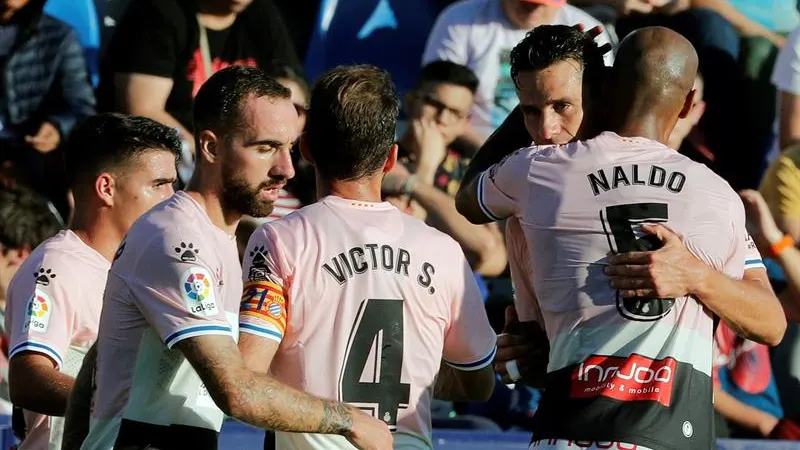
[516,58,585,145]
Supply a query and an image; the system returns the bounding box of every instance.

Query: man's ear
[678,89,696,119]
[94,173,115,207]
[197,130,219,164]
[383,144,398,173]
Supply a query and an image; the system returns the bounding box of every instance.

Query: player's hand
[739,189,785,254]
[24,121,60,153]
[571,24,613,61]
[346,407,393,450]
[494,306,548,386]
[604,223,703,298]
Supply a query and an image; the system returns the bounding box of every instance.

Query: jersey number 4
[340,299,410,430]
[601,202,676,321]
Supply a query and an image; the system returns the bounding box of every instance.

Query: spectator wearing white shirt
[422,0,613,144]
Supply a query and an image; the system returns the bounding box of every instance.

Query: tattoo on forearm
[178,336,355,435]
[319,399,354,434]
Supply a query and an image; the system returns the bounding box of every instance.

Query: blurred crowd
[3,0,800,442]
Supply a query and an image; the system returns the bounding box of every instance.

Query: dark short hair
[0,185,62,252]
[510,25,606,92]
[193,66,291,144]
[64,113,182,188]
[306,65,399,181]
[416,60,479,94]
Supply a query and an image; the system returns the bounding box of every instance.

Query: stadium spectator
[754,144,800,422]
[0,186,63,418]
[713,320,785,439]
[421,0,613,144]
[384,60,507,277]
[239,64,496,449]
[738,189,800,439]
[0,0,96,218]
[79,66,391,450]
[97,0,301,182]
[5,114,180,450]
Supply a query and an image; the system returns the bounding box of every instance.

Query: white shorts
[530,439,654,450]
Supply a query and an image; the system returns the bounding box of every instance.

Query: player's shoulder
[679,158,738,199]
[22,230,104,280]
[397,212,465,257]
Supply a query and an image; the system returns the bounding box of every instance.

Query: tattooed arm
[175,335,392,449]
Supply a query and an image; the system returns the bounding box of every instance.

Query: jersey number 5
[340,299,410,430]
[601,202,675,321]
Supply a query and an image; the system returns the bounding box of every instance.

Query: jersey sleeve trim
[9,341,64,368]
[444,345,497,372]
[744,258,766,270]
[164,324,233,349]
[477,172,504,222]
[239,322,283,344]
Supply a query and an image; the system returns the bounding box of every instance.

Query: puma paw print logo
[34,268,56,286]
[175,242,199,262]
[250,245,268,266]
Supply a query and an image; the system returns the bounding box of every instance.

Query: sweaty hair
[306,65,399,181]
[510,25,606,93]
[415,60,479,94]
[193,66,291,145]
[64,113,182,189]
[0,185,62,252]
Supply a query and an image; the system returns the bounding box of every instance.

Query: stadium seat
[304,0,440,99]
[44,0,101,86]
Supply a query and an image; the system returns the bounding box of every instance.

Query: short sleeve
[442,245,497,371]
[6,261,75,369]
[724,190,755,277]
[772,27,800,95]
[477,148,532,221]
[421,6,469,65]
[127,232,232,349]
[743,234,766,271]
[238,225,289,344]
[106,0,182,78]
[505,217,544,325]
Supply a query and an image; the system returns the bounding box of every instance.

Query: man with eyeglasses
[383,60,508,279]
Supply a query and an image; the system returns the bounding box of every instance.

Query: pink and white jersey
[81,192,242,450]
[478,132,760,449]
[6,230,108,450]
[505,216,543,326]
[240,196,497,450]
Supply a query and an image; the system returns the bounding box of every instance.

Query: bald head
[606,27,699,141]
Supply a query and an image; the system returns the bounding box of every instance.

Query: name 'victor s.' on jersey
[321,243,438,293]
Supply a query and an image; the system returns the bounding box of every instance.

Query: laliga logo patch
[24,289,52,333]
[181,267,218,317]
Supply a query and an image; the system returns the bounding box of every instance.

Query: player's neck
[70,211,124,263]
[184,179,241,236]
[612,115,671,146]
[317,174,384,203]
